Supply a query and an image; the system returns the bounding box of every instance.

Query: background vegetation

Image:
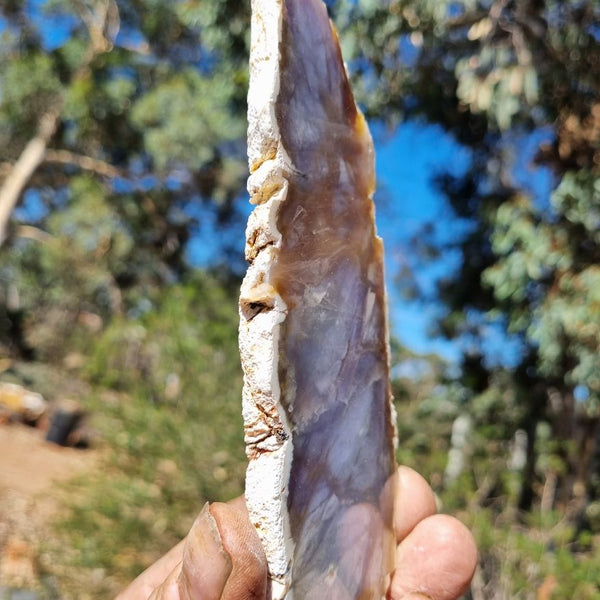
[0,0,598,598]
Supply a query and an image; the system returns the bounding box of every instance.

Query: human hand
[117,466,477,600]
[387,466,477,599]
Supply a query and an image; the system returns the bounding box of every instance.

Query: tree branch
[16,224,53,243]
[73,0,120,56]
[44,149,121,178]
[0,0,120,248]
[0,107,61,247]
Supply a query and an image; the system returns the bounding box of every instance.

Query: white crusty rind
[240,0,295,598]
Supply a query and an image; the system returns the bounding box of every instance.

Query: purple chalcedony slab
[274,0,396,597]
[241,0,396,597]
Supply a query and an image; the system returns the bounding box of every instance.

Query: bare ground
[0,423,95,590]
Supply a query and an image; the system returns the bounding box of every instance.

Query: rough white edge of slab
[241,0,294,598]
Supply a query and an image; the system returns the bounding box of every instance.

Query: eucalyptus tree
[0,0,251,357]
[336,0,600,516]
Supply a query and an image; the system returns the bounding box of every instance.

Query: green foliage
[130,68,245,172]
[1,53,61,117]
[552,170,600,244]
[0,52,62,153]
[534,266,600,400]
[48,275,246,597]
[483,173,600,401]
[340,0,599,518]
[462,508,600,599]
[175,0,250,59]
[338,2,600,596]
[87,275,241,401]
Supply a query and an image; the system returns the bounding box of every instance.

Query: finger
[390,514,477,600]
[177,502,233,600]
[227,494,248,513]
[210,501,268,600]
[148,560,182,600]
[394,467,437,543]
[115,539,185,599]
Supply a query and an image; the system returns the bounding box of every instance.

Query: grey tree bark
[0,109,60,247]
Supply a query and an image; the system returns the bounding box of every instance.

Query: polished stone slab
[240,0,397,597]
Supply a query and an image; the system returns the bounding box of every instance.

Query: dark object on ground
[45,402,84,446]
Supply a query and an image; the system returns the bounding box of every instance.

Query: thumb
[177,502,233,599]
[149,498,268,600]
[208,501,268,599]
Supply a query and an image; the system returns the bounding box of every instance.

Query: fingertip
[178,503,232,600]
[394,466,437,542]
[391,514,477,600]
[210,502,268,599]
[227,494,248,514]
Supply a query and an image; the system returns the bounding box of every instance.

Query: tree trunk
[517,387,545,513]
[551,387,577,510]
[570,415,600,530]
[0,108,61,247]
[445,413,472,484]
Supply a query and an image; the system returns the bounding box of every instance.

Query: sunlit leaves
[175,0,250,59]
[551,170,600,241]
[130,68,244,172]
[482,175,599,402]
[533,267,600,403]
[484,196,570,301]
[0,53,62,154]
[456,60,538,130]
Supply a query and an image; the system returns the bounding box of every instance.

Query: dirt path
[0,423,95,590]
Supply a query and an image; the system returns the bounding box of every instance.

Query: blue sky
[373,122,469,361]
[187,120,472,362]
[372,122,553,366]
